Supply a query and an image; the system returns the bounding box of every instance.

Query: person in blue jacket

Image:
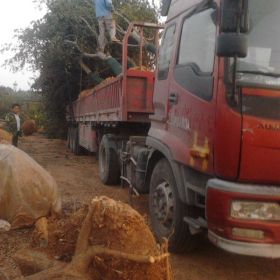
[93,0,119,52]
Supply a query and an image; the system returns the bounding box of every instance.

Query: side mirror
[221,0,249,33]
[217,33,248,58]
[161,0,172,16]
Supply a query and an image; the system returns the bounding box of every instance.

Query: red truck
[67,22,162,184]
[68,0,280,258]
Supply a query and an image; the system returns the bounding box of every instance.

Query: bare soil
[1,134,280,279]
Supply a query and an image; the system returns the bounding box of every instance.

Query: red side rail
[73,77,122,122]
[67,22,162,124]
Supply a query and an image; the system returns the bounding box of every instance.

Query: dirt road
[1,135,280,279]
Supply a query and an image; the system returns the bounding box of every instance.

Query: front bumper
[209,231,280,259]
[206,179,280,258]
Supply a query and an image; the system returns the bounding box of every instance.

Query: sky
[0,0,162,90]
[0,1,46,90]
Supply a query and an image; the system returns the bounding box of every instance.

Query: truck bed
[72,69,154,123]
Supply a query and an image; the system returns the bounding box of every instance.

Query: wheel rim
[151,181,174,228]
[99,145,106,174]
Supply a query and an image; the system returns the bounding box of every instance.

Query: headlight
[231,201,280,221]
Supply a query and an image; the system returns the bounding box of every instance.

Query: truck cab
[138,0,280,257]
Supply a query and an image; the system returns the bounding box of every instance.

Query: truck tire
[68,127,81,155]
[73,127,81,155]
[149,158,198,253]
[69,127,75,153]
[99,135,120,185]
[67,127,71,150]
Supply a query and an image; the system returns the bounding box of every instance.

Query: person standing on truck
[93,0,119,53]
[5,104,23,147]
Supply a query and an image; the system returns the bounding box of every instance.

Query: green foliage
[5,0,158,138]
[27,103,45,129]
[0,86,44,127]
[115,0,158,24]
[0,87,14,119]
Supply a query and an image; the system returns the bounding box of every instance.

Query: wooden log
[34,217,48,248]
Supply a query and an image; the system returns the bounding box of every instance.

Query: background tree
[0,85,43,127]
[5,0,158,138]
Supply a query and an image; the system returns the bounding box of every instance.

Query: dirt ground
[1,134,280,279]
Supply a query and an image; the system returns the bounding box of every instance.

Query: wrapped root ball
[22,120,37,136]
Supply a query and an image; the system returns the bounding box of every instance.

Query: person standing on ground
[93,0,119,52]
[5,104,23,147]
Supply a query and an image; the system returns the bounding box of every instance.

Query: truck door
[166,6,218,174]
[151,23,176,127]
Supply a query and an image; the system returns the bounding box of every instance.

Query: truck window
[235,0,280,89]
[174,8,217,101]
[158,24,176,80]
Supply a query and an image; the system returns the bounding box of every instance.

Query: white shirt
[14,114,20,131]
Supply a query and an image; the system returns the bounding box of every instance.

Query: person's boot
[111,37,121,43]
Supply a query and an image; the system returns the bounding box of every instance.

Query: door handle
[169,92,178,104]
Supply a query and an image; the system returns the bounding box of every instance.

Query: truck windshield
[236,0,280,88]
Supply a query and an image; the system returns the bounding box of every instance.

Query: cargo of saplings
[77,22,158,99]
[13,197,173,280]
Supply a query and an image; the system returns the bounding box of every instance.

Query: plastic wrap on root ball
[0,219,11,232]
[22,120,37,136]
[0,144,62,229]
[0,129,12,144]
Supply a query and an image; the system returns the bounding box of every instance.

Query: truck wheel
[73,127,81,155]
[149,159,197,253]
[99,135,120,185]
[67,127,71,150]
[69,127,75,153]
